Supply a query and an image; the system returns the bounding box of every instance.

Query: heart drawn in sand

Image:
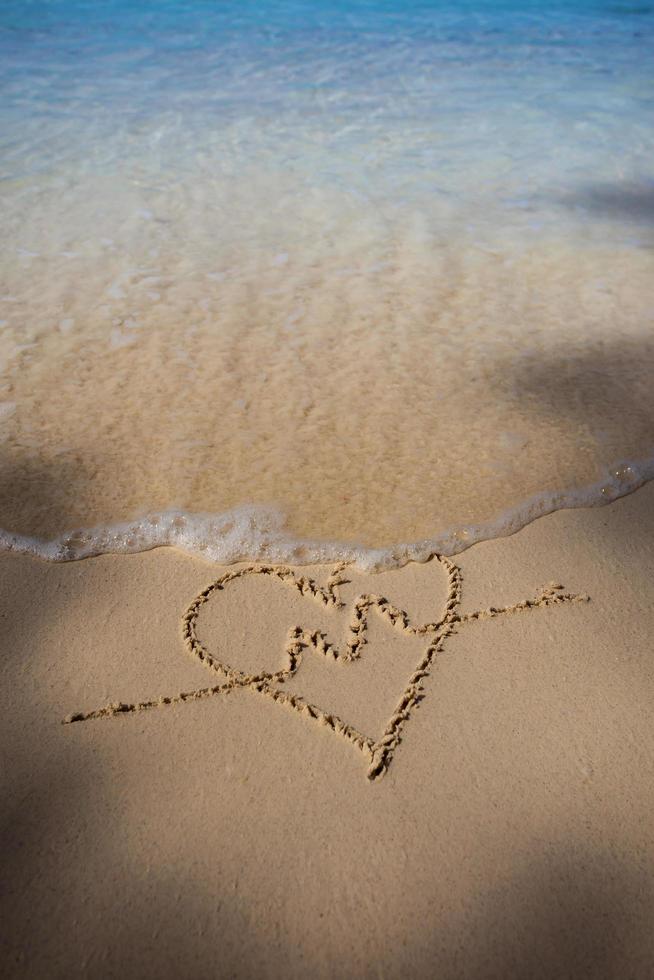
[65,557,588,781]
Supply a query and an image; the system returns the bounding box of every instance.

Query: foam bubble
[1,456,652,572]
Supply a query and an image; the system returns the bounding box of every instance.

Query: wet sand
[2,241,654,554]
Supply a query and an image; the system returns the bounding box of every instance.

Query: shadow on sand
[0,456,105,973]
[500,335,654,469]
[560,178,654,228]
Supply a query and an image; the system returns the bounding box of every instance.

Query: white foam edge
[0,455,652,572]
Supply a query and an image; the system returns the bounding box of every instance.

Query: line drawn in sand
[65,556,588,781]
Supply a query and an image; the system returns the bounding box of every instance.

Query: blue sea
[0,0,653,565]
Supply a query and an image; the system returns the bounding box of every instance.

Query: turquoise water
[3,0,652,239]
[0,0,653,564]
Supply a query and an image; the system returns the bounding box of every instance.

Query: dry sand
[2,481,654,978]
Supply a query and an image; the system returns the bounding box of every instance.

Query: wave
[0,455,652,571]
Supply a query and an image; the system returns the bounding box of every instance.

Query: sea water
[0,0,653,566]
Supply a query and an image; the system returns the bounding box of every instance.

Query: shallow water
[1,0,653,565]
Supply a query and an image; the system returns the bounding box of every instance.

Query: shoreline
[0,451,653,570]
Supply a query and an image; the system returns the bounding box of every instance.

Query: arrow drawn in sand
[64,556,588,781]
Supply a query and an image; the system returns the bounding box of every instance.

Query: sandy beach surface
[2,482,654,979]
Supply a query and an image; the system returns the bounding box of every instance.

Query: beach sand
[2,481,654,978]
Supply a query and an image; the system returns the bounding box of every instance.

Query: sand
[2,481,654,978]
[2,242,653,547]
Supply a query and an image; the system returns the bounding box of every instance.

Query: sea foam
[1,457,651,572]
